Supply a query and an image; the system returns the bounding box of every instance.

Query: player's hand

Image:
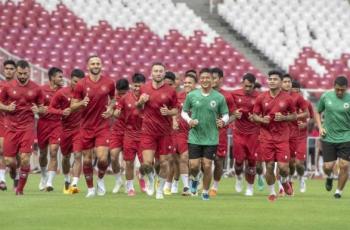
[297,120,307,130]
[113,108,121,117]
[139,93,149,104]
[160,104,170,116]
[102,106,113,119]
[216,119,225,128]
[82,96,89,107]
[320,127,327,137]
[31,103,39,114]
[62,108,71,117]
[248,113,254,122]
[188,119,198,128]
[6,102,16,112]
[274,112,285,121]
[172,120,179,130]
[234,108,243,119]
[261,115,270,124]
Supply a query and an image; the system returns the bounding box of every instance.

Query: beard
[18,77,28,84]
[90,68,101,75]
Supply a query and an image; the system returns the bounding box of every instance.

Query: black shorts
[188,144,217,160]
[321,141,350,162]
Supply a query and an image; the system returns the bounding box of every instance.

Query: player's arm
[0,87,15,112]
[49,93,71,117]
[216,96,230,128]
[252,96,270,124]
[70,82,89,112]
[102,97,115,119]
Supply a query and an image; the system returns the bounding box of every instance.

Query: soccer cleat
[0,181,7,191]
[282,182,293,196]
[63,182,71,194]
[209,188,217,197]
[300,179,306,193]
[181,187,191,196]
[235,178,243,193]
[97,178,106,196]
[325,178,333,191]
[257,176,265,191]
[156,192,164,200]
[15,189,24,196]
[278,188,285,197]
[112,177,123,194]
[46,186,54,192]
[69,185,80,194]
[86,188,96,198]
[138,178,146,193]
[245,187,254,196]
[190,180,199,196]
[146,174,155,196]
[39,177,47,191]
[163,187,172,195]
[127,189,136,197]
[201,193,210,201]
[171,181,179,194]
[268,194,277,202]
[334,193,341,199]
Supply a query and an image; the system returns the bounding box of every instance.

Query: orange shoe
[209,188,217,197]
[268,194,277,202]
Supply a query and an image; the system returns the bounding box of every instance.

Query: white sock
[157,177,166,194]
[15,168,19,180]
[180,174,189,188]
[172,180,179,187]
[46,171,56,186]
[268,184,276,195]
[64,174,70,183]
[0,169,6,182]
[212,180,219,190]
[126,180,134,191]
[202,189,209,194]
[278,180,283,189]
[299,176,305,182]
[165,181,172,190]
[71,177,79,186]
[247,183,254,190]
[335,189,342,194]
[41,167,47,178]
[115,172,122,181]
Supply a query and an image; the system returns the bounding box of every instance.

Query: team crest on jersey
[264,102,269,107]
[128,103,132,108]
[344,103,349,109]
[101,85,108,92]
[210,100,217,108]
[13,90,16,95]
[279,102,285,109]
[27,90,33,97]
[238,98,242,103]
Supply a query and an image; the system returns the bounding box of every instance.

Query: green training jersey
[317,90,350,143]
[183,88,229,145]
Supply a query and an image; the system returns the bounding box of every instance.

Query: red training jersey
[288,91,308,138]
[39,84,61,121]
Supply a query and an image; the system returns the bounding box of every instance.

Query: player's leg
[295,136,307,193]
[233,134,246,193]
[15,153,31,195]
[46,143,59,191]
[123,143,138,196]
[171,154,180,194]
[110,147,123,193]
[0,137,7,191]
[179,150,190,195]
[321,141,337,192]
[38,146,48,191]
[202,146,215,201]
[82,149,94,197]
[334,159,349,198]
[265,161,276,201]
[164,153,176,195]
[276,141,292,196]
[61,152,71,194]
[209,156,224,196]
[95,146,109,196]
[140,149,156,196]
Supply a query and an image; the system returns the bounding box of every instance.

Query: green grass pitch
[0,175,349,230]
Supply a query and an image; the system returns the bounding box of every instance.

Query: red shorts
[255,142,263,162]
[290,135,307,161]
[140,134,173,158]
[173,132,188,154]
[233,132,259,163]
[110,133,124,150]
[80,127,110,150]
[217,128,228,158]
[60,129,82,156]
[3,129,34,157]
[260,140,290,163]
[37,119,62,149]
[123,136,142,162]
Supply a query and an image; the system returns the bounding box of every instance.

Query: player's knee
[265,162,275,172]
[74,153,82,160]
[20,155,30,166]
[140,164,153,174]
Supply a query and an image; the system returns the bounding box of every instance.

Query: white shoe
[97,178,106,196]
[112,177,123,194]
[86,188,96,198]
[171,181,178,194]
[39,176,47,191]
[300,179,306,193]
[245,187,254,196]
[235,177,243,193]
[156,192,164,200]
[146,174,155,196]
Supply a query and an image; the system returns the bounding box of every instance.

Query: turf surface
[0,175,349,230]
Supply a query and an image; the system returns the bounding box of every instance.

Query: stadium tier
[218,0,350,89]
[0,0,264,86]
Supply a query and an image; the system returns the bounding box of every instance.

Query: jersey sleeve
[48,91,64,115]
[317,93,326,113]
[287,96,296,113]
[308,102,314,119]
[169,88,178,109]
[116,95,125,111]
[253,94,263,114]
[297,94,308,111]
[36,87,45,105]
[73,81,84,100]
[225,93,235,114]
[182,93,191,112]
[109,80,115,99]
[219,95,229,115]
[0,85,8,103]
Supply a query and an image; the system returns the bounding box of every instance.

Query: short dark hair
[199,68,211,76]
[242,73,256,83]
[16,60,30,69]
[132,73,146,83]
[86,55,100,63]
[151,62,165,69]
[3,60,16,67]
[116,78,129,91]
[254,82,262,89]
[185,73,197,83]
[48,67,63,81]
[185,69,197,76]
[71,68,85,79]
[268,70,283,80]
[282,73,293,81]
[292,80,301,89]
[334,76,348,87]
[164,71,176,82]
[211,67,224,78]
